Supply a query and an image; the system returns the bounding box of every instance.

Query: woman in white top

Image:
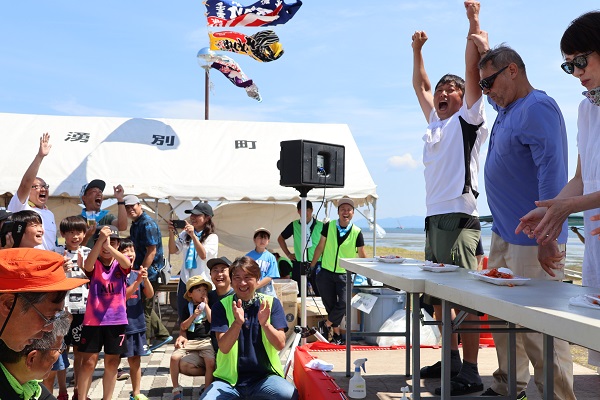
[168,202,218,322]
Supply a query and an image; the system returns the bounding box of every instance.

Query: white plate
[419,264,460,272]
[584,294,600,305]
[468,271,530,286]
[375,256,406,264]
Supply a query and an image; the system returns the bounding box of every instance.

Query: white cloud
[51,99,118,117]
[386,153,420,170]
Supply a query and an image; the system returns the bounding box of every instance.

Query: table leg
[440,300,452,399]
[412,292,421,400]
[346,270,352,377]
[508,323,517,399]
[543,334,554,400]
[406,293,411,377]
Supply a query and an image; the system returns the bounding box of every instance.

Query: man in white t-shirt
[7,133,57,251]
[411,2,489,396]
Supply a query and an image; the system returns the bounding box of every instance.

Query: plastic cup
[85,211,97,228]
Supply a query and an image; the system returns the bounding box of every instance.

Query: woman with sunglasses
[516,10,600,368]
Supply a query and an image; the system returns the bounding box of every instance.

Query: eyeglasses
[20,295,66,328]
[561,51,593,74]
[31,184,50,190]
[479,65,509,91]
[50,341,67,354]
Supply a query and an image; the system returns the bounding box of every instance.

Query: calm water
[367,227,584,269]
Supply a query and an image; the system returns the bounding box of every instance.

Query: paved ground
[51,303,600,400]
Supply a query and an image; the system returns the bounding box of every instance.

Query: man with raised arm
[411,1,488,395]
[7,133,57,251]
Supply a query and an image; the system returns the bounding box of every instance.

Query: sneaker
[57,394,69,400]
[149,335,173,351]
[130,395,149,400]
[420,360,460,378]
[117,368,130,381]
[331,333,345,345]
[480,387,527,399]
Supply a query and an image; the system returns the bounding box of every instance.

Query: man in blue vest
[310,198,366,345]
[201,256,298,400]
[277,200,323,294]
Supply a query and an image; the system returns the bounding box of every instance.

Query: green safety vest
[321,221,361,274]
[213,294,284,386]
[292,219,323,262]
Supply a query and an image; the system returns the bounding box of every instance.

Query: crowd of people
[2,2,600,399]
[0,133,370,399]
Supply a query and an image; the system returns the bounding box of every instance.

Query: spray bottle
[401,386,411,400]
[348,358,367,399]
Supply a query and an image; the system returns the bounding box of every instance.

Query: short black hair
[434,74,465,98]
[60,215,87,235]
[560,11,600,57]
[118,238,134,252]
[9,210,42,226]
[296,200,313,210]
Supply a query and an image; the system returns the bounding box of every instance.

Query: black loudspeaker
[278,140,345,188]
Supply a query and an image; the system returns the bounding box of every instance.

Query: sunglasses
[31,184,50,190]
[479,65,509,91]
[20,295,66,328]
[561,51,593,74]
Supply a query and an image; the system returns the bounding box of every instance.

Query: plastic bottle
[348,358,367,399]
[401,386,411,400]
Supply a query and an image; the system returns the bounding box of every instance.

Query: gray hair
[479,44,526,74]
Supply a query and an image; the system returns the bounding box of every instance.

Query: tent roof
[0,112,377,205]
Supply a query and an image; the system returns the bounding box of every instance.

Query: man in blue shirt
[125,194,172,350]
[476,42,575,399]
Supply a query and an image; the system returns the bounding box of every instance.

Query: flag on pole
[204,0,302,27]
[209,30,283,62]
[198,48,262,102]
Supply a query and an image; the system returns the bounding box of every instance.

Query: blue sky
[0,1,598,219]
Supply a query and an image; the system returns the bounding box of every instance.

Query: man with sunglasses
[7,133,57,251]
[411,2,488,395]
[0,248,89,353]
[473,37,575,399]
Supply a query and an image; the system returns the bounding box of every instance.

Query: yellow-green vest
[321,221,361,274]
[292,219,323,262]
[213,295,284,386]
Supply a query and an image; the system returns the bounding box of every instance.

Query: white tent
[0,112,378,251]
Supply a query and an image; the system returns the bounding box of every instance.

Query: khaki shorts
[423,213,480,306]
[173,338,215,367]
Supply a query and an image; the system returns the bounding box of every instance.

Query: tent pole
[372,198,378,257]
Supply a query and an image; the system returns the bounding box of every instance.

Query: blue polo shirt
[485,90,568,245]
[130,211,164,281]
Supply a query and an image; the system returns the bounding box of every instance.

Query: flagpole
[197,47,214,121]
[204,67,210,120]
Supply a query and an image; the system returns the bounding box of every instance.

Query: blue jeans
[199,375,298,400]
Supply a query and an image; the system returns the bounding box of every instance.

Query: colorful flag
[198,49,262,102]
[205,0,302,27]
[209,30,283,62]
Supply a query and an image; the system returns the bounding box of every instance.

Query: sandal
[434,376,484,396]
[172,386,183,400]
